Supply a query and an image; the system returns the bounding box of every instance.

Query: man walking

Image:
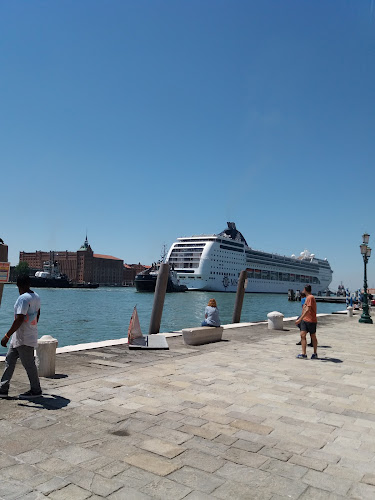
[295,285,318,359]
[0,274,42,398]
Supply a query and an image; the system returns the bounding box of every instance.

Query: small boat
[30,260,99,289]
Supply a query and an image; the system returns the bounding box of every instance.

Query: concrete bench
[182,326,223,346]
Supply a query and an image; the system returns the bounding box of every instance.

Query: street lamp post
[359,233,373,324]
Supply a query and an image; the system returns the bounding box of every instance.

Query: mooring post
[232,269,248,323]
[0,243,9,307]
[149,263,169,335]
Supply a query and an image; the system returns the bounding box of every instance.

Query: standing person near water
[0,275,42,399]
[296,293,313,347]
[295,285,318,359]
[202,298,221,327]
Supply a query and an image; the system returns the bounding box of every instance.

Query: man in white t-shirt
[0,274,42,399]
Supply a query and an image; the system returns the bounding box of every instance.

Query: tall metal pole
[149,263,169,334]
[232,269,248,323]
[359,254,372,324]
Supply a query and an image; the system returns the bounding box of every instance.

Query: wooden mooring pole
[232,269,248,324]
[0,244,9,307]
[149,263,169,335]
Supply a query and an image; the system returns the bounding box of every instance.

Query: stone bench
[182,326,223,346]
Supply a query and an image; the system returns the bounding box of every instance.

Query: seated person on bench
[201,298,221,327]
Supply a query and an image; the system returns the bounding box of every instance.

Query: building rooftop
[79,235,90,251]
[93,254,123,261]
[124,263,151,269]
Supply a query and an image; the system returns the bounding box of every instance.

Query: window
[220,245,244,253]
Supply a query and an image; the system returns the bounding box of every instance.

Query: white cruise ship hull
[174,277,331,294]
[166,223,333,294]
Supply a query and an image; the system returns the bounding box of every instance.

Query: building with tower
[19,236,124,286]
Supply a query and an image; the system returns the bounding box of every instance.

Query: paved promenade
[1,313,375,499]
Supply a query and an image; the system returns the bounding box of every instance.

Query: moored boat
[30,260,99,289]
[166,222,333,293]
[135,264,187,293]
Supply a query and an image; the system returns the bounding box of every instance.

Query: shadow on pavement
[18,394,70,410]
[319,357,343,363]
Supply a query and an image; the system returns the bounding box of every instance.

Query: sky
[1,0,374,290]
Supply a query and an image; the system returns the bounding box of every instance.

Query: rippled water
[0,285,344,354]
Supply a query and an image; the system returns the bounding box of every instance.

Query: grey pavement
[1,313,375,499]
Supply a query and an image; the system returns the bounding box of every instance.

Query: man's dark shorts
[299,321,317,334]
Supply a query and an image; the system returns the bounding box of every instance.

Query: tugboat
[29,260,99,289]
[135,246,187,293]
[135,263,188,293]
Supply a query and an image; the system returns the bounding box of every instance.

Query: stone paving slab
[1,313,375,498]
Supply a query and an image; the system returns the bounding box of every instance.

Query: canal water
[0,285,344,354]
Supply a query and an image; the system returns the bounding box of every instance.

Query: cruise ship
[166,222,333,293]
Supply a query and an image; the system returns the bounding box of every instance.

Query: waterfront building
[19,236,124,286]
[124,263,151,286]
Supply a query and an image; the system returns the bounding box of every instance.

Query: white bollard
[36,335,58,377]
[267,311,284,330]
[347,306,354,317]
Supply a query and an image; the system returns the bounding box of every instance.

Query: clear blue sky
[1,0,374,290]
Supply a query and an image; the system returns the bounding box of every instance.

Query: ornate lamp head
[362,233,370,245]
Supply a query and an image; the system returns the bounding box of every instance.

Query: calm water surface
[0,285,344,354]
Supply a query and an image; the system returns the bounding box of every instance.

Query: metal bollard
[267,311,284,330]
[149,263,169,335]
[36,335,58,377]
[347,306,354,317]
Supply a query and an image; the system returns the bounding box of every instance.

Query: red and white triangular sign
[128,306,142,344]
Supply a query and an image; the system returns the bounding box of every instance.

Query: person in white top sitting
[0,274,42,399]
[201,298,221,327]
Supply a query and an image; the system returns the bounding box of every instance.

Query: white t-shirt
[11,291,41,348]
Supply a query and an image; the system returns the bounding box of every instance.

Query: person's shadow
[17,394,70,410]
[318,357,343,363]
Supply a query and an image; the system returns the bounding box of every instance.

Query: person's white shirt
[11,292,41,348]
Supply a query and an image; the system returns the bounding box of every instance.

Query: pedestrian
[0,274,42,399]
[295,285,318,359]
[295,292,313,347]
[201,298,220,327]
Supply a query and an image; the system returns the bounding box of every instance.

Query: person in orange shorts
[295,285,318,359]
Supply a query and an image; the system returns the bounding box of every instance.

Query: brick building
[123,263,150,285]
[19,237,124,286]
[92,254,123,285]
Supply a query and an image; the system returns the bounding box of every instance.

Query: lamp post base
[359,314,373,324]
